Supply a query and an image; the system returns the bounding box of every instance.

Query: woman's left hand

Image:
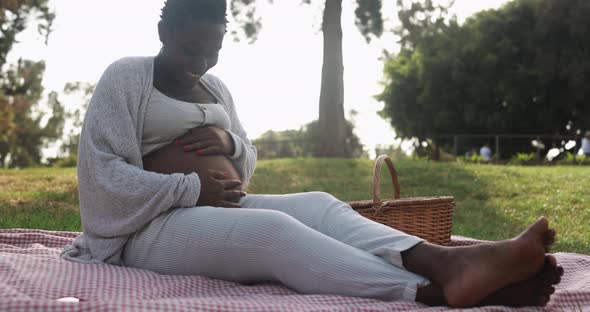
[175,126,234,156]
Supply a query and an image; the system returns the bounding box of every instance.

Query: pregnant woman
[63,0,562,308]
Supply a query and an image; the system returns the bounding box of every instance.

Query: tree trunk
[316,0,349,158]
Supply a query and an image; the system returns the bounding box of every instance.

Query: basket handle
[372,154,401,209]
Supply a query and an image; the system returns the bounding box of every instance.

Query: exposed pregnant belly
[142,142,241,183]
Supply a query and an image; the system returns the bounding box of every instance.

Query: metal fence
[429,134,582,161]
[253,134,585,161]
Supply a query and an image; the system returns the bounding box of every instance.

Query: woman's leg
[399,217,558,307]
[239,192,424,268]
[239,193,562,307]
[121,206,429,301]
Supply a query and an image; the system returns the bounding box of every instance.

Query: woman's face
[159,20,225,87]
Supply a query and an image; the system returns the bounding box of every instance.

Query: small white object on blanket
[53,297,81,303]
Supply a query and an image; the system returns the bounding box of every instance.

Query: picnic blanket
[1,229,589,312]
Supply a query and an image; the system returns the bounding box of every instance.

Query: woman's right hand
[197,170,246,208]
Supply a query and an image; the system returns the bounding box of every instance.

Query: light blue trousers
[121,192,429,301]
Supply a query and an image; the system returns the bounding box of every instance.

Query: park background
[1,0,589,254]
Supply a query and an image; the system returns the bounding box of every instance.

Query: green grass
[1,159,589,254]
[0,167,80,231]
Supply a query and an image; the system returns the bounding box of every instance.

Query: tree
[1,0,54,66]
[252,118,364,159]
[60,82,95,158]
[0,60,65,167]
[378,0,590,153]
[0,0,65,167]
[230,0,384,158]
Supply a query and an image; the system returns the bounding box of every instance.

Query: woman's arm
[78,58,201,239]
[142,138,244,206]
[202,75,257,190]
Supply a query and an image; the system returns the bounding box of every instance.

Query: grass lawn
[1,159,588,254]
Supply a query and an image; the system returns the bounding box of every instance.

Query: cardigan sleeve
[77,58,201,239]
[201,75,257,190]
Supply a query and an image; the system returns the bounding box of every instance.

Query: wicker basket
[347,155,455,245]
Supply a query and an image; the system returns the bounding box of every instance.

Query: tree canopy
[378,0,590,141]
[0,0,64,167]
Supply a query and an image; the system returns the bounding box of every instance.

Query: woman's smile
[185,70,201,81]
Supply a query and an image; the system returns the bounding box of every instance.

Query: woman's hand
[197,169,245,208]
[176,127,234,156]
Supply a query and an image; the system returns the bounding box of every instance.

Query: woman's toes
[543,229,556,251]
[538,295,551,306]
[557,266,564,276]
[543,229,556,245]
[542,286,555,297]
[549,271,561,285]
[535,287,554,306]
[528,217,549,236]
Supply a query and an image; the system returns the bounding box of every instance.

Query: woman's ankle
[401,242,453,286]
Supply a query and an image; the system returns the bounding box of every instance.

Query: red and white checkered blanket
[1,229,589,312]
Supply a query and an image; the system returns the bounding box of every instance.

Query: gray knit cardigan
[61,56,257,264]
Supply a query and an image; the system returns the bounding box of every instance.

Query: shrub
[52,155,77,168]
[556,153,590,166]
[457,154,486,164]
[508,153,538,166]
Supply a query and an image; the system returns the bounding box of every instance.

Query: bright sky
[9,0,509,158]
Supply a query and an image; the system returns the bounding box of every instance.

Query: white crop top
[141,87,231,156]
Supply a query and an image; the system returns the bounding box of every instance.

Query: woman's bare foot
[416,255,564,307]
[403,217,556,307]
[478,255,564,307]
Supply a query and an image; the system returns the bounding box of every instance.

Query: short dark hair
[160,0,227,30]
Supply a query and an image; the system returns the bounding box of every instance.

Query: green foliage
[2,161,589,254]
[394,0,455,51]
[0,61,65,168]
[457,154,487,164]
[354,0,384,42]
[378,0,590,145]
[47,155,77,168]
[60,82,95,157]
[410,154,430,162]
[253,129,308,159]
[0,0,62,168]
[229,0,383,43]
[0,0,54,66]
[374,144,408,161]
[556,153,590,166]
[509,153,538,166]
[228,0,262,43]
[253,119,365,159]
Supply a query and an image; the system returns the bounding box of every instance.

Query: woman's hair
[160,0,227,30]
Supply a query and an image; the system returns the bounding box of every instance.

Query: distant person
[61,0,562,308]
[470,147,478,158]
[582,131,590,156]
[480,143,493,162]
